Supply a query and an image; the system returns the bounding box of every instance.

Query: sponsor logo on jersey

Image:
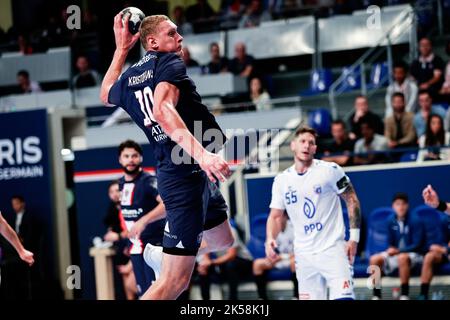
[303,197,316,219]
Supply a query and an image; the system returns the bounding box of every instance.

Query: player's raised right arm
[100,14,140,106]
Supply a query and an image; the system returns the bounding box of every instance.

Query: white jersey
[270,160,350,254]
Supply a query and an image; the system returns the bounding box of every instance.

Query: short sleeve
[146,176,159,198]
[329,163,351,194]
[154,53,190,88]
[108,76,125,107]
[434,56,445,71]
[269,175,285,210]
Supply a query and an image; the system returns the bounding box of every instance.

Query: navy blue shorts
[158,170,228,256]
[130,254,156,297]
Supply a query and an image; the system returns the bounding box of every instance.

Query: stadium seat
[307,108,332,137]
[246,236,266,259]
[399,151,418,162]
[250,214,268,240]
[367,62,389,90]
[335,65,361,93]
[300,69,333,96]
[365,207,395,257]
[411,205,447,249]
[412,205,450,275]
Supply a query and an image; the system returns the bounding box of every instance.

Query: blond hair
[139,15,170,50]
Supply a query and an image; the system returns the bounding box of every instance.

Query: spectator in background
[72,55,101,89]
[369,193,425,300]
[445,108,450,132]
[439,40,450,103]
[417,114,450,162]
[186,0,216,23]
[238,0,271,28]
[385,63,418,118]
[220,0,248,21]
[196,222,253,300]
[17,70,42,94]
[384,92,417,154]
[410,38,445,99]
[253,219,297,300]
[348,95,384,140]
[205,42,228,74]
[414,90,447,137]
[172,6,193,36]
[250,77,272,111]
[321,120,355,167]
[17,34,33,55]
[181,47,200,67]
[229,42,255,78]
[353,120,388,165]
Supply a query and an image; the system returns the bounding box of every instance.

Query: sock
[401,284,409,296]
[373,288,382,298]
[254,273,268,300]
[291,272,299,298]
[420,283,430,298]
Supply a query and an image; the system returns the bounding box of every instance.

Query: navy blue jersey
[387,214,425,254]
[109,51,227,176]
[118,171,165,253]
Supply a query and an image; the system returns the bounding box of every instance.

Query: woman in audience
[417,114,450,162]
[250,77,272,111]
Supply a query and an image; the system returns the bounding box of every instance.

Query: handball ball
[121,7,145,35]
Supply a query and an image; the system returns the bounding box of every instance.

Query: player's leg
[129,254,147,297]
[141,172,209,300]
[290,254,299,299]
[141,253,196,300]
[419,251,443,299]
[397,253,411,299]
[324,241,355,300]
[198,179,234,255]
[369,253,385,299]
[253,258,275,300]
[295,253,327,300]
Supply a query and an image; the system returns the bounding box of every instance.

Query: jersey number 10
[134,86,156,126]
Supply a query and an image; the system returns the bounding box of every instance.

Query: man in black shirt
[205,42,228,74]
[410,38,445,99]
[321,120,355,166]
[228,42,254,78]
[347,95,384,140]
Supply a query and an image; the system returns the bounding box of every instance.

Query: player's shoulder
[141,171,157,186]
[313,159,342,172]
[274,165,295,181]
[117,175,126,186]
[157,52,184,68]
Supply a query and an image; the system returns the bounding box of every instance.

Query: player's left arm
[100,13,140,106]
[128,196,166,239]
[153,82,230,183]
[339,181,362,264]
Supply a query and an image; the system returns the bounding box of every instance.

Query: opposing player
[0,211,34,266]
[100,14,233,299]
[266,127,362,300]
[114,140,166,296]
